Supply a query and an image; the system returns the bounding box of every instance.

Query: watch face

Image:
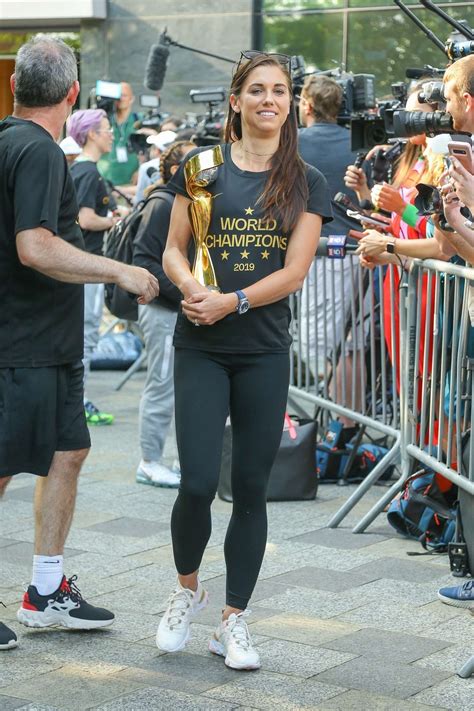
[239,300,250,314]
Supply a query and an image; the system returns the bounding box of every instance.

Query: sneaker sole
[209,638,261,671]
[86,420,114,426]
[0,639,18,650]
[437,592,474,609]
[156,590,209,652]
[17,608,115,630]
[136,473,180,489]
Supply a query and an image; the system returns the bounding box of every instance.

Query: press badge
[116,146,128,163]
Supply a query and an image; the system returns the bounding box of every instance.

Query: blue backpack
[387,470,458,552]
[316,420,394,483]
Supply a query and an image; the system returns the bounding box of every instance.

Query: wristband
[401,203,419,228]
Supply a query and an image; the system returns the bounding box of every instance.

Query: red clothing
[383,179,434,393]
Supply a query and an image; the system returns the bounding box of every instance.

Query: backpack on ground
[387,469,458,552]
[103,189,174,320]
[316,420,394,483]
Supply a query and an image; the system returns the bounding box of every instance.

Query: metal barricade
[290,255,474,532]
[289,255,407,529]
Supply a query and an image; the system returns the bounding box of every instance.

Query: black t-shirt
[70,159,112,255]
[168,143,333,353]
[0,117,84,367]
[298,123,371,238]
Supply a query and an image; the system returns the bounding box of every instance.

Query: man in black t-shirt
[0,34,159,643]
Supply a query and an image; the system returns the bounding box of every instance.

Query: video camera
[88,80,122,115]
[188,87,226,147]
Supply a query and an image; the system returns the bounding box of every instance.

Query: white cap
[146,130,178,151]
[426,133,452,155]
[59,136,81,155]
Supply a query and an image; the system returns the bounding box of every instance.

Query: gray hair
[15,34,78,108]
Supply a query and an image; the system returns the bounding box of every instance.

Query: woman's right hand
[344,165,368,193]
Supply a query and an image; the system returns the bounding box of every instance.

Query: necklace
[238,140,276,158]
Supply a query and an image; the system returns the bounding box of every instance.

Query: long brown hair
[224,55,308,234]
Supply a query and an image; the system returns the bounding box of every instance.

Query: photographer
[98,82,141,193]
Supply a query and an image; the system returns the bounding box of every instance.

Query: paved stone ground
[1,370,472,710]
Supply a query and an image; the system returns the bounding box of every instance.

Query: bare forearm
[17,231,120,284]
[163,246,203,296]
[394,237,444,260]
[442,231,474,262]
[79,213,113,232]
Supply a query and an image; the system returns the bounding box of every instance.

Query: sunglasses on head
[233,50,291,77]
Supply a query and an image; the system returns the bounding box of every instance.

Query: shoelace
[165,588,194,629]
[461,580,474,594]
[226,610,252,650]
[57,575,83,604]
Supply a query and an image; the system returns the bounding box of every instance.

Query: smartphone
[347,210,391,230]
[447,141,473,175]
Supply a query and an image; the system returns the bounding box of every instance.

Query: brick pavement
[0,370,472,710]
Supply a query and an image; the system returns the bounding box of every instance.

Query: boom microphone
[144,38,169,92]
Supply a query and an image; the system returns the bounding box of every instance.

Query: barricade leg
[458,656,474,679]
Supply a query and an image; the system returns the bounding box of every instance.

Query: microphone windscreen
[144,43,169,92]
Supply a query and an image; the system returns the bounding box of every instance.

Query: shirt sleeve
[305,165,333,224]
[74,166,101,210]
[13,139,67,236]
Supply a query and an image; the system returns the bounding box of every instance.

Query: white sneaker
[156,581,208,652]
[136,460,180,488]
[209,610,261,670]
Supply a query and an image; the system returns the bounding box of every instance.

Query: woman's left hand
[182,291,237,326]
[356,229,391,257]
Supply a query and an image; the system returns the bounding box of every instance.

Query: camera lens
[393,110,453,137]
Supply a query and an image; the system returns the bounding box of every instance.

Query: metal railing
[290,255,474,533]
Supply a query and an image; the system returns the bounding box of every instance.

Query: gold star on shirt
[261,250,270,260]
[244,207,254,215]
[240,249,250,259]
[221,250,229,261]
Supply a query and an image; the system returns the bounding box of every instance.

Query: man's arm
[16,227,159,303]
[78,207,116,232]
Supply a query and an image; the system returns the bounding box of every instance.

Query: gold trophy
[185,146,224,291]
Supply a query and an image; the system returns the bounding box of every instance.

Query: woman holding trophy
[159,52,332,670]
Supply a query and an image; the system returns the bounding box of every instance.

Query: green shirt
[97,112,139,186]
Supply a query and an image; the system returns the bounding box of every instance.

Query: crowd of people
[0,32,473,670]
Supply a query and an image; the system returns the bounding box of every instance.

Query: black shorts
[0,361,91,478]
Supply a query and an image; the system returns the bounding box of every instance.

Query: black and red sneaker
[0,621,18,649]
[17,575,114,630]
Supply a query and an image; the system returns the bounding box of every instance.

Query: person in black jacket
[133,140,195,487]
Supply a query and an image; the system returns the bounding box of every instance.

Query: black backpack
[103,189,174,320]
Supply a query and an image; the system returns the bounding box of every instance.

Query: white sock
[31,555,64,595]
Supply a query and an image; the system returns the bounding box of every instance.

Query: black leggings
[171,348,289,609]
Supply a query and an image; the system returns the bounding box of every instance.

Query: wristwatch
[235,289,250,315]
[386,238,396,254]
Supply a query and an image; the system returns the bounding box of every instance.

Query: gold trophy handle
[184,147,224,292]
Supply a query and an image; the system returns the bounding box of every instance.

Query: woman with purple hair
[67,109,118,425]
